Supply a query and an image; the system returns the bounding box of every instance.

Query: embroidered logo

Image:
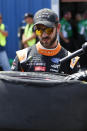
[51,58,60,64]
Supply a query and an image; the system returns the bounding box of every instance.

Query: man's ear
[57,23,61,33]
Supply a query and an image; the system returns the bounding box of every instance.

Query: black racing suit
[11,44,79,74]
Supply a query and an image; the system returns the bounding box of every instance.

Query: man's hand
[22,33,36,45]
[0,29,8,36]
[24,43,29,48]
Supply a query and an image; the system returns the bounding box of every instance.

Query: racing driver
[11,8,79,74]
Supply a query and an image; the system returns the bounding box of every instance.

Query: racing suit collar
[36,41,61,56]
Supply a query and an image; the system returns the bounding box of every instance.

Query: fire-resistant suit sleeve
[11,56,22,71]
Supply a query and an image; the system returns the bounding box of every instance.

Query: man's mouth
[42,37,50,42]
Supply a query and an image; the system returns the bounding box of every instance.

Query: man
[0,14,10,71]
[59,11,74,52]
[11,8,79,74]
[73,13,85,50]
[22,13,36,48]
[82,11,87,41]
[75,14,85,36]
[75,12,87,69]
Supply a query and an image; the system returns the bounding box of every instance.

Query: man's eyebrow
[36,26,48,29]
[36,25,47,28]
[37,27,46,29]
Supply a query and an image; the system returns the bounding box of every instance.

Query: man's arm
[0,25,8,37]
[22,34,28,48]
[22,33,36,44]
[22,33,36,48]
[0,29,8,37]
[11,56,22,71]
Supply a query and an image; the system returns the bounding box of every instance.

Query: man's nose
[42,31,48,37]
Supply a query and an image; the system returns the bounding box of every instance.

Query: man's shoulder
[16,45,36,63]
[1,23,6,28]
[60,18,67,24]
[1,23,8,31]
[59,46,68,57]
[60,20,64,26]
[16,48,29,63]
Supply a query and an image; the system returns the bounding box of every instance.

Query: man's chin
[40,42,50,48]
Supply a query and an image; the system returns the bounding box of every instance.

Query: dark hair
[63,10,71,16]
[24,13,33,19]
[28,14,33,18]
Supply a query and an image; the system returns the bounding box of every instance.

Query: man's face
[35,24,58,48]
[67,12,72,20]
[25,17,33,24]
[75,14,82,22]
